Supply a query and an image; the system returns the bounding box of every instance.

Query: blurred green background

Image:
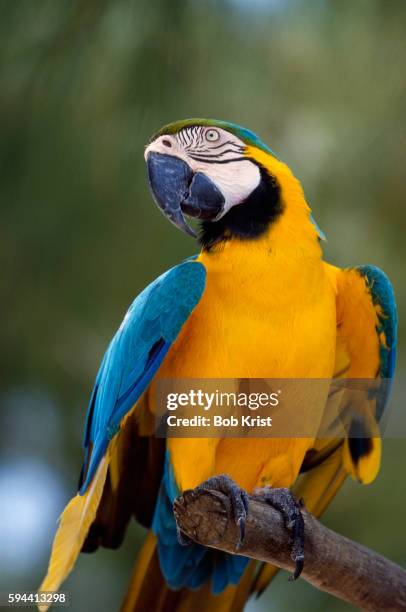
[1,1,405,610]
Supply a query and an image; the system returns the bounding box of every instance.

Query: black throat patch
[199,164,283,250]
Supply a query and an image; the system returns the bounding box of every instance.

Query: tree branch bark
[173,488,406,611]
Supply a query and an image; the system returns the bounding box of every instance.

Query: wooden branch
[173,488,406,611]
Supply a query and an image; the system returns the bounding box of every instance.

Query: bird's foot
[252,486,305,580]
[189,474,249,550]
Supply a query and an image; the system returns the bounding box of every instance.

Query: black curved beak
[146,152,225,238]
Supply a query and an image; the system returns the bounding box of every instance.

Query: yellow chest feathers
[160,238,336,380]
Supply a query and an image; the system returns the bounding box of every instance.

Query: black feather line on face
[189,147,244,159]
[189,155,247,164]
[199,163,283,250]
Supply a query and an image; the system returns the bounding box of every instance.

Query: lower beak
[146,152,225,238]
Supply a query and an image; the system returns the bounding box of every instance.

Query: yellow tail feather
[121,531,256,612]
[38,450,110,611]
[343,435,381,484]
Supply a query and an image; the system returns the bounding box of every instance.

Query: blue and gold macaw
[39,119,397,611]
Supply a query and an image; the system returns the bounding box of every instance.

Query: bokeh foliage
[1,1,405,611]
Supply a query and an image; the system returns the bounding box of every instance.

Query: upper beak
[146,152,225,238]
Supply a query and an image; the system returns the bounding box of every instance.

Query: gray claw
[253,486,305,580]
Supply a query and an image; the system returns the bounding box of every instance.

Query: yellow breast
[161,248,336,379]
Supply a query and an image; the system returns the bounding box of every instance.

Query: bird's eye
[205,129,220,142]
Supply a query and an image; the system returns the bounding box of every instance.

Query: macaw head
[145,118,321,248]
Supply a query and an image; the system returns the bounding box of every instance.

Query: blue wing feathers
[79,261,206,493]
[79,257,249,594]
[357,265,397,380]
[356,265,397,422]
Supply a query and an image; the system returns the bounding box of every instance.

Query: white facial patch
[145,126,261,218]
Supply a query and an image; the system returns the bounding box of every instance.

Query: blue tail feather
[152,453,249,592]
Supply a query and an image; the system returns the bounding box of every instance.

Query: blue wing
[357,265,397,382]
[79,260,206,493]
[357,265,397,424]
